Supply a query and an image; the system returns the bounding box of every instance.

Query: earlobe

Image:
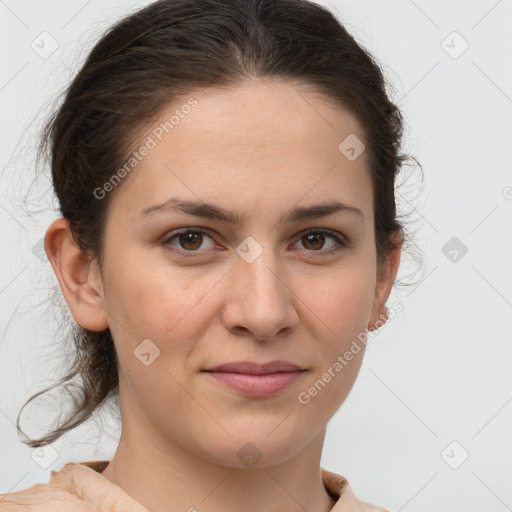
[44,217,109,332]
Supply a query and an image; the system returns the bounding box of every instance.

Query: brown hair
[17,0,423,447]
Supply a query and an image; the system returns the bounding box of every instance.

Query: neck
[100,413,336,512]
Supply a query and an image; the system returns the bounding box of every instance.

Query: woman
[1,0,420,510]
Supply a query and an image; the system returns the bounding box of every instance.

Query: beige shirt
[0,460,388,511]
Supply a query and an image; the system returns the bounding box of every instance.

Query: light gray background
[0,1,511,511]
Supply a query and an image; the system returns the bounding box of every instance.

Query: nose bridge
[236,237,285,304]
[226,235,296,338]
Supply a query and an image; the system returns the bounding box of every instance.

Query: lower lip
[203,371,305,397]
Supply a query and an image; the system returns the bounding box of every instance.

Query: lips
[203,360,303,375]
[202,360,306,397]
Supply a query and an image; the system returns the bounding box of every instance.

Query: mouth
[202,360,304,374]
[202,360,306,397]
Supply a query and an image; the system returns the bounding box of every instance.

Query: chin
[191,427,312,470]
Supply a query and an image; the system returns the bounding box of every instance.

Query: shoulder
[342,495,391,512]
[1,461,147,512]
[0,461,110,511]
[321,467,390,512]
[0,484,78,511]
[358,503,390,512]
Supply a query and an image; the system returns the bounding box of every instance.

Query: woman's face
[89,79,396,467]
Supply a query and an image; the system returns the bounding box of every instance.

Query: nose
[221,245,299,342]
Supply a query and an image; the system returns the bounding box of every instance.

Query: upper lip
[203,360,304,375]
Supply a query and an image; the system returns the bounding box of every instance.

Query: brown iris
[301,233,325,251]
[178,232,203,250]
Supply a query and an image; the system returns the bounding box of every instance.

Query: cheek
[105,255,181,325]
[103,259,220,359]
[306,264,376,337]
[301,262,375,407]
[297,278,372,418]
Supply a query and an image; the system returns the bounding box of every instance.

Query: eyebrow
[138,197,364,225]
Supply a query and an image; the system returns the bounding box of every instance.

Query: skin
[45,78,401,512]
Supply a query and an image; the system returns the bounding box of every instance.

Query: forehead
[109,78,373,225]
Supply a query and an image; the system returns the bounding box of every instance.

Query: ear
[368,232,403,332]
[44,217,109,331]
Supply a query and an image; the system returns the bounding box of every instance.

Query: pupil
[181,233,201,250]
[304,233,324,250]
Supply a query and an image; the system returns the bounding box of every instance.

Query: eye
[161,228,216,256]
[292,229,347,255]
[161,227,348,258]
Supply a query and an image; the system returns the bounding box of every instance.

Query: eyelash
[161,228,348,258]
